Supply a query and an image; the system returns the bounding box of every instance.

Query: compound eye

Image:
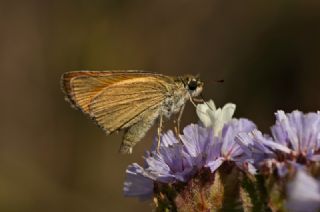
[188,80,198,91]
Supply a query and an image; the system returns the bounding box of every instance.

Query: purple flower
[123,124,211,199]
[123,119,257,199]
[179,123,213,168]
[195,101,257,173]
[144,142,195,183]
[205,118,257,173]
[272,110,320,161]
[236,130,290,165]
[286,169,320,212]
[236,110,320,176]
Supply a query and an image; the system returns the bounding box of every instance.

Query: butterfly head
[180,75,204,97]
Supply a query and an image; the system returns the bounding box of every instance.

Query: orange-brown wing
[61,70,169,113]
[61,71,173,133]
[89,81,167,133]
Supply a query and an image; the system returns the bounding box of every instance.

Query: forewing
[61,71,168,113]
[89,78,169,134]
[61,71,173,133]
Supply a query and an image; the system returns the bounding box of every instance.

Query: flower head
[195,100,258,173]
[271,110,320,161]
[123,119,257,200]
[236,110,320,176]
[123,124,212,199]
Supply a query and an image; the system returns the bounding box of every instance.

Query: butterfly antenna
[207,79,224,85]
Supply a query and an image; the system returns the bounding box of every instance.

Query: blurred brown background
[1,0,320,211]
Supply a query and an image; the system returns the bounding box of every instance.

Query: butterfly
[61,70,204,154]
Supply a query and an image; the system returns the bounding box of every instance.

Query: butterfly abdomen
[119,107,160,154]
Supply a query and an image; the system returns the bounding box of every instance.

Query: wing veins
[116,101,161,132]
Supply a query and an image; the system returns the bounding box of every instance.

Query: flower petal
[205,157,225,173]
[220,103,236,124]
[286,169,320,212]
[196,101,215,128]
[180,124,212,158]
[123,164,154,200]
[221,119,256,159]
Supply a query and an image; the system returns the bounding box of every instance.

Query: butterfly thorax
[160,75,204,118]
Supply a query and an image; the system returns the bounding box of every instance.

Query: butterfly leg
[177,104,185,134]
[174,104,185,138]
[156,114,163,153]
[174,119,178,136]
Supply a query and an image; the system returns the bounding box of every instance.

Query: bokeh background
[1,0,320,211]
